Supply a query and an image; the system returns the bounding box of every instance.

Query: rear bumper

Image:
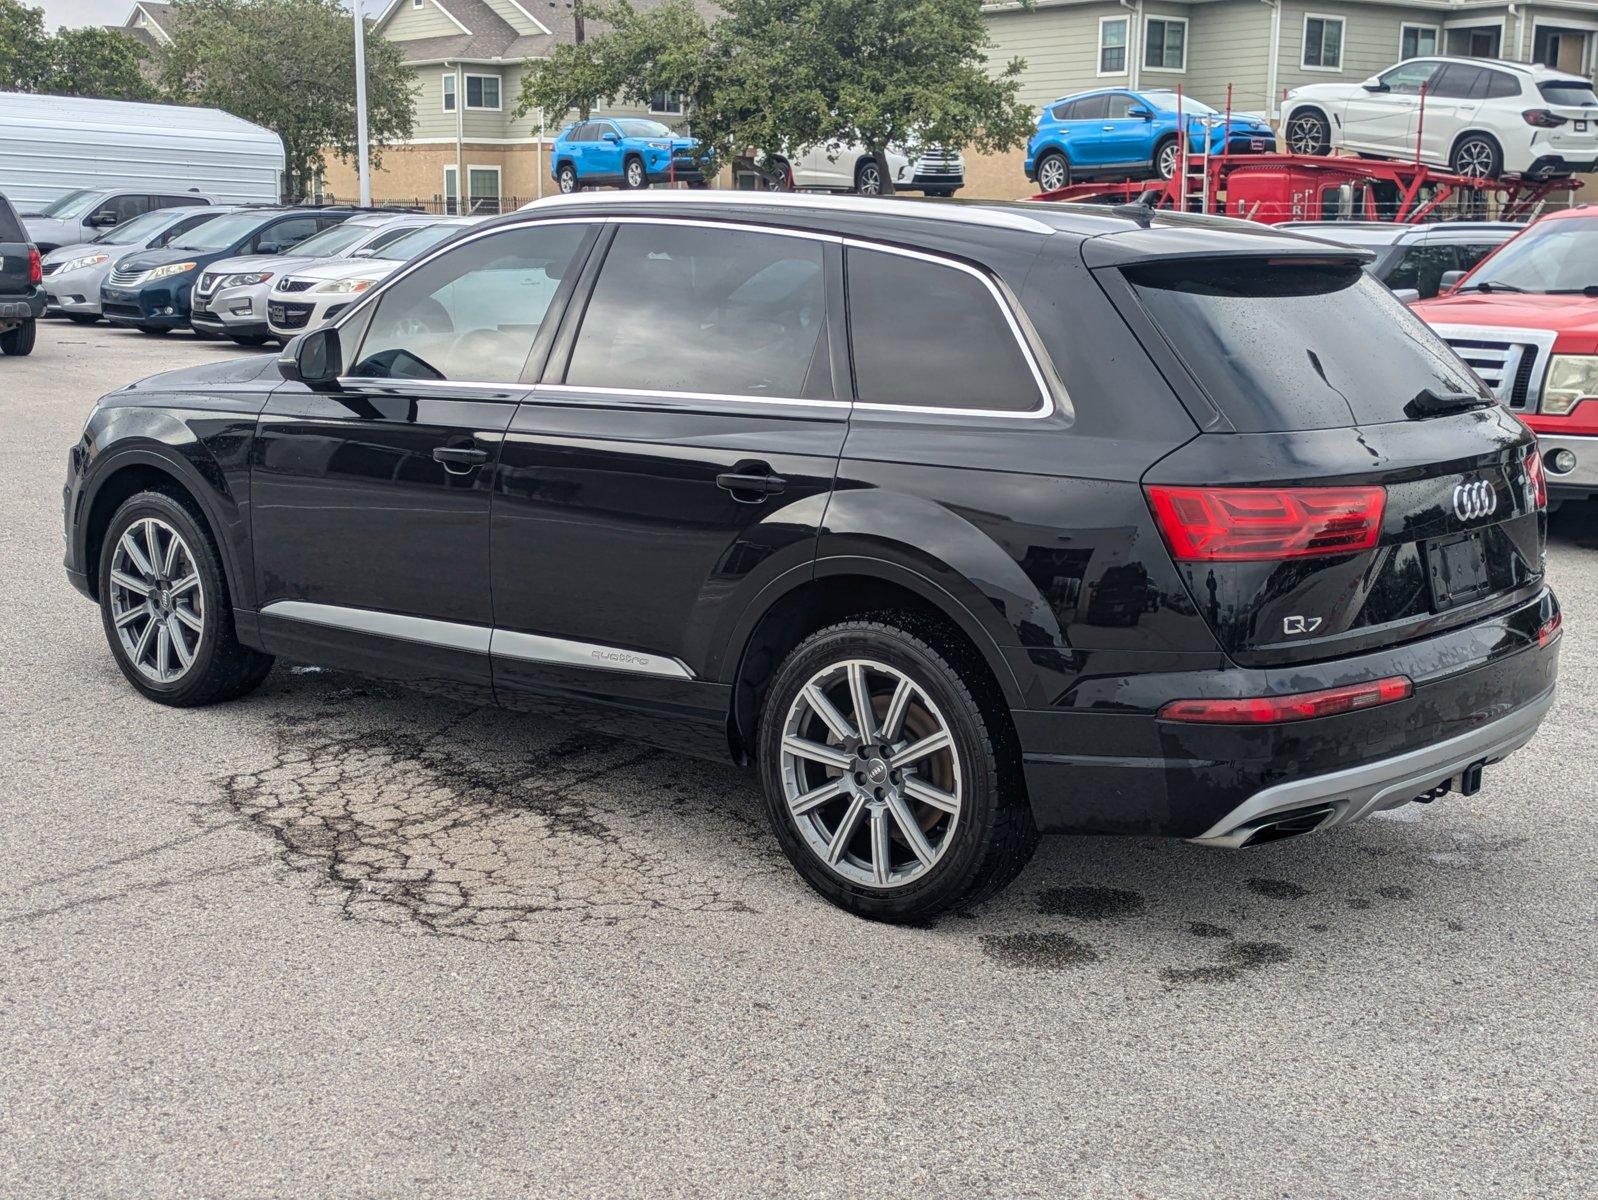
[1534,432,1598,496]
[0,291,45,325]
[1017,587,1559,839]
[1524,153,1598,178]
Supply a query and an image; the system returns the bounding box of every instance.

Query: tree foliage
[0,0,153,99]
[516,0,1033,190]
[161,0,415,198]
[0,0,47,92]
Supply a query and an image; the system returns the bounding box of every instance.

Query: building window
[1401,24,1439,59]
[442,73,456,112]
[1144,18,1187,72]
[465,73,501,111]
[412,0,422,8]
[468,166,502,214]
[1098,17,1128,75]
[649,89,684,115]
[443,165,458,214]
[1446,25,1503,60]
[1303,15,1345,70]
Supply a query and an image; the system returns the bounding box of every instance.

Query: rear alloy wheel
[759,618,1037,921]
[1154,138,1180,180]
[1286,110,1331,156]
[623,156,649,190]
[1451,135,1502,180]
[1035,150,1070,192]
[855,159,884,196]
[0,319,37,356]
[557,163,580,194]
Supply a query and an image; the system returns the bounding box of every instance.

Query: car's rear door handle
[433,445,489,472]
[716,467,787,503]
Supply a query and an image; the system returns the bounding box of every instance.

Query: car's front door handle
[716,469,787,503]
[433,445,489,472]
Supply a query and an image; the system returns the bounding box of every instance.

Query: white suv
[767,143,964,196]
[1284,57,1598,179]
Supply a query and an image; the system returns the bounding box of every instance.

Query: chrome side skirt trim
[259,600,694,680]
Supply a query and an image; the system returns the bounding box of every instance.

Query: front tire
[623,155,649,190]
[758,618,1037,922]
[1286,109,1331,156]
[1034,150,1070,192]
[1154,137,1180,180]
[1451,134,1503,179]
[137,324,169,336]
[230,334,270,347]
[97,491,274,707]
[0,319,36,356]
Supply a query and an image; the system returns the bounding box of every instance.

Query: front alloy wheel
[1286,111,1331,156]
[624,157,648,189]
[107,516,205,685]
[1155,139,1180,180]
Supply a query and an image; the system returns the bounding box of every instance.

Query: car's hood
[1415,292,1598,346]
[205,253,303,277]
[1287,82,1364,102]
[120,247,217,272]
[281,257,404,284]
[23,216,77,242]
[43,241,113,265]
[112,352,282,398]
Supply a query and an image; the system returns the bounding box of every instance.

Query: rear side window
[1484,70,1520,99]
[1125,260,1480,431]
[846,248,1042,413]
[567,223,830,399]
[0,195,24,240]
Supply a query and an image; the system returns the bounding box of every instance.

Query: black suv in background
[63,193,1561,921]
[99,206,359,335]
[0,192,44,357]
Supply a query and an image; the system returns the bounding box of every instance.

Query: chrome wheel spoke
[847,662,875,742]
[782,735,853,771]
[132,616,158,666]
[113,605,146,629]
[886,792,936,868]
[155,623,172,678]
[173,605,204,633]
[143,520,164,577]
[169,573,200,597]
[161,534,181,577]
[789,776,846,817]
[802,682,856,743]
[869,807,891,885]
[894,728,951,768]
[880,677,912,743]
[903,776,960,815]
[826,794,867,864]
[166,616,194,668]
[110,569,151,596]
[120,530,155,578]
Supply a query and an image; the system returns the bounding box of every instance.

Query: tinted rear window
[1126,260,1481,431]
[0,195,23,241]
[1540,81,1598,107]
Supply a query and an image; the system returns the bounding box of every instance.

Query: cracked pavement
[2,330,1594,1198]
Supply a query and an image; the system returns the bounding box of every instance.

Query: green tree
[162,0,415,199]
[516,0,1034,193]
[0,0,49,92]
[42,26,155,101]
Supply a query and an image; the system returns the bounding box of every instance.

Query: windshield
[287,221,376,258]
[36,190,98,219]
[1539,81,1598,107]
[1127,259,1482,431]
[371,224,461,260]
[167,211,270,251]
[616,119,674,137]
[1463,218,1598,293]
[1144,92,1219,115]
[92,210,179,246]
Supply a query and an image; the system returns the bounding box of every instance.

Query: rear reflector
[1145,484,1386,561]
[1538,612,1562,647]
[1526,446,1547,510]
[1159,676,1413,724]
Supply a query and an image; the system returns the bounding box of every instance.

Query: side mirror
[90,209,119,227]
[255,242,282,255]
[1128,106,1153,120]
[1391,287,1421,304]
[351,248,375,258]
[1361,78,1389,93]
[603,131,621,143]
[1439,269,1467,292]
[277,326,341,390]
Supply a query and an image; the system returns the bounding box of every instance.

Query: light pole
[353,0,372,207]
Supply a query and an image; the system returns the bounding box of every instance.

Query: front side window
[1303,16,1344,69]
[1401,25,1438,59]
[847,248,1042,413]
[1381,244,1459,298]
[1099,17,1128,74]
[1144,18,1186,71]
[465,74,501,110]
[567,224,828,399]
[254,216,320,253]
[168,211,268,251]
[1379,60,1438,96]
[1105,93,1139,120]
[93,209,173,245]
[37,190,96,219]
[353,223,589,383]
[291,221,381,259]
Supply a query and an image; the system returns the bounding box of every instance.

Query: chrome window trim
[260,600,695,680]
[332,376,529,398]
[328,211,1063,420]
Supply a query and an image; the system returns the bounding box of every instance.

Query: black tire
[764,158,795,192]
[138,325,169,336]
[557,163,580,194]
[1153,136,1181,180]
[1451,133,1503,180]
[191,326,222,341]
[854,158,885,196]
[230,334,270,347]
[622,155,649,189]
[66,312,99,325]
[0,319,37,356]
[1034,150,1071,192]
[1286,108,1331,156]
[97,490,274,707]
[757,616,1037,922]
[921,187,958,198]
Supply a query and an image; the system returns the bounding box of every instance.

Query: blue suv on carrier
[1026,89,1275,190]
[552,118,710,192]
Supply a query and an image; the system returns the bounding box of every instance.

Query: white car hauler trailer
[0,92,284,214]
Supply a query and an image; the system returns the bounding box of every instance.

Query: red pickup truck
[1415,205,1598,501]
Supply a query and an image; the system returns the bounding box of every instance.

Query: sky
[35,0,131,28]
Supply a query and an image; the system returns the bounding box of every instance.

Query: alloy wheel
[1037,155,1068,192]
[1157,141,1179,179]
[1287,115,1326,155]
[779,658,963,889]
[1455,139,1494,178]
[108,517,205,684]
[558,168,577,194]
[857,164,883,196]
[626,159,645,188]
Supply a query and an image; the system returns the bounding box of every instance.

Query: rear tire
[0,319,36,356]
[97,490,274,707]
[1451,133,1503,179]
[854,158,885,196]
[1286,109,1331,156]
[1035,150,1070,192]
[758,617,1037,922]
[557,163,580,194]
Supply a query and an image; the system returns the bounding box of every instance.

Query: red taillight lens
[1522,109,1567,128]
[1159,676,1413,724]
[27,246,41,285]
[1145,485,1386,561]
[1526,447,1547,510]
[1538,612,1562,647]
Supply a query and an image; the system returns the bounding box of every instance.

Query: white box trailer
[0,92,284,212]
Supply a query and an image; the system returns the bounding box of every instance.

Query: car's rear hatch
[1095,243,1545,668]
[0,195,36,296]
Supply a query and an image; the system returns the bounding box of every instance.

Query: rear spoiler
[1081,222,1376,268]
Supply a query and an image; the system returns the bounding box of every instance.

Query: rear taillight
[1526,446,1547,510]
[27,246,41,285]
[1159,676,1413,725]
[1523,109,1568,128]
[1538,612,1562,647]
[1145,485,1386,561]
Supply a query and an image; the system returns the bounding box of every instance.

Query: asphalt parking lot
[2,324,1594,1199]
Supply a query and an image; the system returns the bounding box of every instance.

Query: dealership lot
[2,327,1595,1196]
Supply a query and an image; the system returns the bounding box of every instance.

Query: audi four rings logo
[1453,480,1498,522]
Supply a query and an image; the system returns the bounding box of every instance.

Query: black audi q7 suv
[63,192,1561,921]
